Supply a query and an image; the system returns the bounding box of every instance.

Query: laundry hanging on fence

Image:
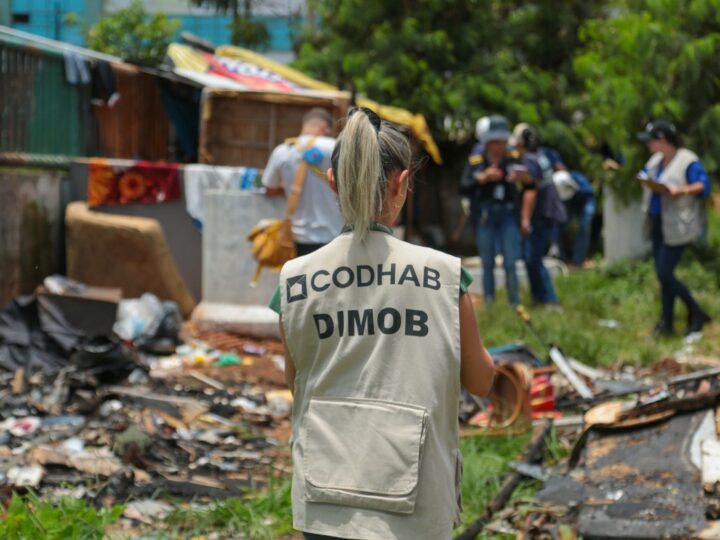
[87,159,181,208]
[183,164,260,230]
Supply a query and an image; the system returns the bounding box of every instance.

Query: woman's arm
[459,294,495,396]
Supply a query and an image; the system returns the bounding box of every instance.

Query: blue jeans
[303,533,343,540]
[553,194,595,265]
[650,214,700,328]
[474,201,521,305]
[523,221,558,304]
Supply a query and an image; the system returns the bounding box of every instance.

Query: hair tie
[348,106,381,133]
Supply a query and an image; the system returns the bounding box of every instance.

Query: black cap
[637,120,678,143]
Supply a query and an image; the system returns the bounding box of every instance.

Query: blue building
[0,0,304,62]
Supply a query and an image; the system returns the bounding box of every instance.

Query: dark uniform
[521,151,565,304]
[459,143,527,305]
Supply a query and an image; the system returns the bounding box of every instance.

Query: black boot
[686,307,711,336]
[654,321,675,337]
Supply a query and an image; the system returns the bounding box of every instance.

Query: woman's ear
[396,169,410,197]
[328,168,338,194]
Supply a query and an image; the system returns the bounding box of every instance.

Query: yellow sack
[248,137,317,284]
[247,218,296,284]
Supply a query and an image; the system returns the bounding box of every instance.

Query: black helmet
[637,120,679,146]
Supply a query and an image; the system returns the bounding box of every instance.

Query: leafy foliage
[191,0,271,49]
[0,491,124,540]
[229,17,271,49]
[295,2,603,156]
[86,0,180,66]
[573,0,720,199]
[296,1,720,200]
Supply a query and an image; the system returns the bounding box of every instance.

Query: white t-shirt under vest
[279,227,464,540]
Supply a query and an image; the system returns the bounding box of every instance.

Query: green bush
[86,0,180,66]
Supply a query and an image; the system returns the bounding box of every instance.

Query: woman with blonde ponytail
[269,108,495,540]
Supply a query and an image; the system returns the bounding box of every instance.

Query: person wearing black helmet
[637,120,712,336]
[510,123,567,306]
[459,115,536,306]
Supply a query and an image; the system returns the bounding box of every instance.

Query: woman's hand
[475,166,504,184]
[521,218,532,237]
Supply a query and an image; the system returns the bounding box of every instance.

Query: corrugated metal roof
[0,25,121,63]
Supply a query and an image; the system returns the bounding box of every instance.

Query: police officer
[269,108,495,540]
[637,120,712,336]
[510,123,567,305]
[459,115,536,305]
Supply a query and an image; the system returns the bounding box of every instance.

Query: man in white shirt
[262,108,344,256]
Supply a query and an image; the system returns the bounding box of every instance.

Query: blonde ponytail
[331,109,411,241]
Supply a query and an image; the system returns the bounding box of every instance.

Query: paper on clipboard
[637,171,670,195]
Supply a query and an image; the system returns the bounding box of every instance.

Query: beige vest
[642,148,705,246]
[280,229,463,540]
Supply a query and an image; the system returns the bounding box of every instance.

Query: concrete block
[463,257,567,296]
[191,302,280,339]
[202,191,285,305]
[603,189,650,264]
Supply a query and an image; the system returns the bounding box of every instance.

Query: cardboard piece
[36,284,121,338]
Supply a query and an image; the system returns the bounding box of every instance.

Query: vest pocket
[303,397,429,514]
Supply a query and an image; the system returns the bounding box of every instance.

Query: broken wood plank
[456,419,553,540]
[668,367,720,387]
[11,368,25,395]
[618,390,720,421]
[188,370,226,391]
[549,347,594,399]
[106,386,209,422]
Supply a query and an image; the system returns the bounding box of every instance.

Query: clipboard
[639,178,671,195]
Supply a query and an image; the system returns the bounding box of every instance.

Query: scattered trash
[266,389,293,419]
[216,353,242,367]
[113,293,165,342]
[508,461,550,482]
[1,416,41,437]
[7,464,45,487]
[0,310,291,518]
[598,319,620,329]
[124,499,174,524]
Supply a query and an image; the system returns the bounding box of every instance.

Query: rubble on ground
[0,279,292,528]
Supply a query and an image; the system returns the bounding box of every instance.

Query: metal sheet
[538,410,712,539]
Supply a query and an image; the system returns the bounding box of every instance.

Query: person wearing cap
[637,119,712,336]
[509,123,566,305]
[459,115,536,305]
[263,108,344,256]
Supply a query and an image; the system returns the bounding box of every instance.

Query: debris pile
[456,308,720,539]
[0,278,292,525]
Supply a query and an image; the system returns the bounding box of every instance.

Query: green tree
[573,0,720,199]
[86,0,180,66]
[191,0,270,50]
[295,1,605,156]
